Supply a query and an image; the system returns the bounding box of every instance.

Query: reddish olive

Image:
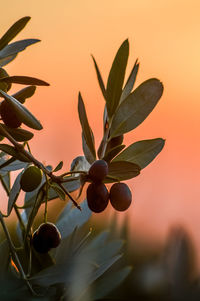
[88,160,108,182]
[109,182,132,211]
[0,100,21,128]
[86,182,109,213]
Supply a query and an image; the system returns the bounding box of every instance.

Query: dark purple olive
[109,182,132,211]
[31,231,51,254]
[0,100,22,128]
[87,182,109,213]
[88,160,108,182]
[32,222,61,253]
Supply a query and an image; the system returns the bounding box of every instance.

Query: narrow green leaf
[0,54,17,67]
[53,161,63,172]
[12,86,36,104]
[56,200,91,239]
[7,171,23,215]
[0,159,28,172]
[26,187,45,237]
[91,55,106,100]
[120,59,139,102]
[0,76,49,86]
[78,93,96,160]
[88,254,123,285]
[0,17,31,51]
[110,78,164,137]
[70,156,91,173]
[93,266,132,300]
[0,144,31,162]
[50,183,66,200]
[0,90,43,130]
[103,144,125,163]
[105,160,140,182]
[82,132,95,164]
[113,138,165,169]
[0,123,34,142]
[106,39,129,118]
[0,171,10,194]
[0,39,40,60]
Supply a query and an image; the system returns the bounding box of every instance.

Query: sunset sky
[1,1,200,250]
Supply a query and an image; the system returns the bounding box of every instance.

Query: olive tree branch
[0,123,80,210]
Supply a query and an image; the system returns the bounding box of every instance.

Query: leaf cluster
[0,17,151,301]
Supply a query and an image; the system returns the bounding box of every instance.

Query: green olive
[20,166,42,192]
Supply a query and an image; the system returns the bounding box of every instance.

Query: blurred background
[0,0,200,277]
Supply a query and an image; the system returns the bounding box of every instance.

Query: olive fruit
[20,166,42,192]
[0,100,22,128]
[87,182,109,213]
[88,159,108,182]
[109,182,132,211]
[0,68,12,92]
[32,222,61,253]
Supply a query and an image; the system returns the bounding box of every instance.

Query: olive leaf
[106,39,129,119]
[0,159,28,172]
[7,170,23,215]
[0,54,17,67]
[56,200,91,239]
[91,55,106,100]
[0,75,49,86]
[103,144,125,163]
[0,171,10,195]
[0,123,34,142]
[53,161,63,172]
[93,266,132,300]
[113,138,165,169]
[25,187,46,238]
[0,39,40,62]
[50,182,66,201]
[0,16,31,51]
[0,144,31,162]
[12,85,36,104]
[0,89,43,130]
[105,160,141,182]
[120,59,139,103]
[82,132,95,164]
[110,78,164,138]
[78,93,96,161]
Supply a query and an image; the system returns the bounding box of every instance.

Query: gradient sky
[0,1,200,250]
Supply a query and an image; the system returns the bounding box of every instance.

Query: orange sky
[0,1,200,249]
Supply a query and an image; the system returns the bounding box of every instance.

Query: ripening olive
[0,68,12,92]
[109,182,132,211]
[20,166,42,192]
[88,160,108,182]
[32,222,61,253]
[0,100,22,128]
[86,182,109,213]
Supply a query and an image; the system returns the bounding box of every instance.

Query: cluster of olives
[31,222,61,253]
[87,160,132,213]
